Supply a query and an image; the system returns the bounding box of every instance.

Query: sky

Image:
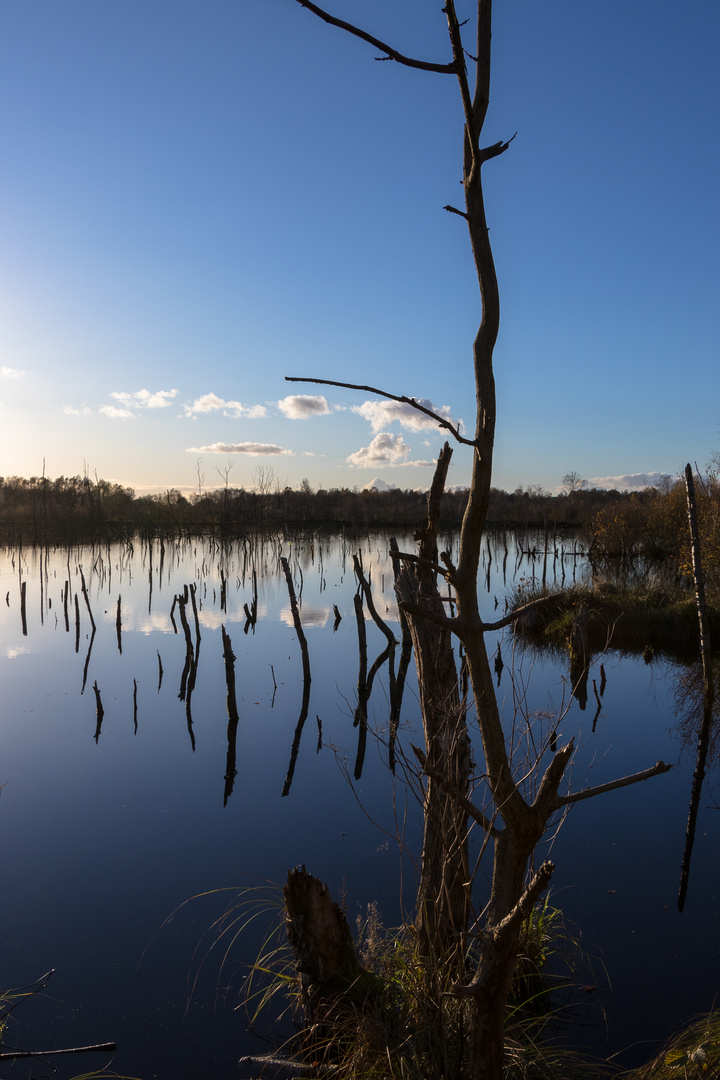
[1,0,719,496]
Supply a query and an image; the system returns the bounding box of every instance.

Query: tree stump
[283,867,381,1059]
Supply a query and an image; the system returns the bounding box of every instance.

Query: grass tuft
[512,582,720,661]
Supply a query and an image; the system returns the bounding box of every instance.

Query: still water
[0,532,718,1077]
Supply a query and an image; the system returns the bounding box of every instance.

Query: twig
[293,0,457,75]
[0,1042,117,1062]
[285,375,474,446]
[554,760,672,809]
[412,745,498,836]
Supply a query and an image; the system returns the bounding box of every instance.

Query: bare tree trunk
[285,5,673,1077]
[393,444,471,960]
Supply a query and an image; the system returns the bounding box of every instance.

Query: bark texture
[393,444,471,959]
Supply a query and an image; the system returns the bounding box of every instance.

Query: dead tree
[285,4,672,1077]
[392,443,471,961]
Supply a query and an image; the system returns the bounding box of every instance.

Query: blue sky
[1,0,718,495]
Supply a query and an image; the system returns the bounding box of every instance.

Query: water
[0,532,717,1077]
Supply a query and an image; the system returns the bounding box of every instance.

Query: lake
[1,531,718,1078]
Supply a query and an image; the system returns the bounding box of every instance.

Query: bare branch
[390,548,452,580]
[412,744,499,837]
[554,761,673,809]
[0,1043,117,1062]
[495,860,555,938]
[443,0,478,166]
[293,1,457,75]
[452,861,556,998]
[479,592,558,632]
[440,549,458,577]
[477,133,517,165]
[285,375,475,446]
[532,740,575,817]
[353,553,397,648]
[399,600,459,634]
[444,204,469,219]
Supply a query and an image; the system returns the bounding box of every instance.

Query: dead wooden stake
[93,680,104,743]
[116,595,122,654]
[79,568,96,632]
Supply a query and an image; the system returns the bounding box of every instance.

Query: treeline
[0,470,693,544]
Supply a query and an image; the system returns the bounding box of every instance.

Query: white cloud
[353,398,457,433]
[586,471,677,492]
[362,478,398,492]
[1,367,24,379]
[100,404,135,420]
[63,405,92,416]
[186,442,293,456]
[111,388,179,409]
[277,394,330,419]
[279,605,330,629]
[182,393,267,419]
[347,432,412,467]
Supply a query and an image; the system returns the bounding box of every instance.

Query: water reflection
[0,531,718,1078]
[673,658,720,910]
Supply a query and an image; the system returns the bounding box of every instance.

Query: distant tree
[562,469,587,494]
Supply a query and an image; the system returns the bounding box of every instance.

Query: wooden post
[116,595,122,654]
[222,625,240,806]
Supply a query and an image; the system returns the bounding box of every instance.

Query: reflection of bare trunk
[678,688,714,911]
[222,625,240,806]
[20,580,27,636]
[388,604,413,773]
[116,595,122,654]
[243,569,258,632]
[282,680,312,797]
[281,557,312,796]
[569,602,589,710]
[177,595,193,701]
[678,464,716,911]
[392,445,470,958]
[92,681,104,742]
[189,583,201,644]
[79,568,96,632]
[352,593,368,779]
[81,627,96,694]
[281,557,311,684]
[353,550,401,776]
[176,591,197,750]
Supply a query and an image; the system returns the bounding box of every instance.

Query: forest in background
[0,469,696,542]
